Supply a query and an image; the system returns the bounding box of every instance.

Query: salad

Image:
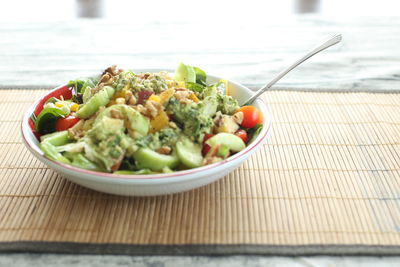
[31,64,263,174]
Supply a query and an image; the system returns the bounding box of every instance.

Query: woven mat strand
[0,90,400,254]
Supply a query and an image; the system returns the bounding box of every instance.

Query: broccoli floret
[135,128,181,150]
[166,98,213,141]
[218,94,239,115]
[202,82,239,115]
[202,84,218,98]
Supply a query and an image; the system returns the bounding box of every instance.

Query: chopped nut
[100,73,112,84]
[110,108,124,119]
[213,111,240,133]
[175,90,193,104]
[102,65,121,77]
[125,91,137,105]
[232,111,244,124]
[145,100,162,118]
[68,120,85,140]
[175,90,190,99]
[157,146,172,155]
[115,97,126,105]
[169,121,178,128]
[203,156,223,166]
[135,104,147,115]
[136,72,153,80]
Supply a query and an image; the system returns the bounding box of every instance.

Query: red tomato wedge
[202,133,214,156]
[55,115,80,131]
[235,129,248,143]
[236,106,263,129]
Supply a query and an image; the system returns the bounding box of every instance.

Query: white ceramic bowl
[21,72,272,196]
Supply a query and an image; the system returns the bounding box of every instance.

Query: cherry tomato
[202,133,214,156]
[202,144,211,156]
[203,133,214,143]
[236,106,263,128]
[55,115,80,131]
[111,162,121,172]
[235,129,248,143]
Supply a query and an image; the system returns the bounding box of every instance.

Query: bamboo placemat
[0,89,400,255]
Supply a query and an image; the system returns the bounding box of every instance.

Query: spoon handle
[242,34,342,106]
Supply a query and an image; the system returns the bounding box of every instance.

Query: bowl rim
[21,72,272,182]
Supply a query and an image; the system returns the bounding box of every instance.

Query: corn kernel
[148,94,161,103]
[55,102,64,108]
[70,103,79,112]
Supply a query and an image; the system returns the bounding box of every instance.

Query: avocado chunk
[133,148,180,171]
[201,96,218,117]
[206,133,246,152]
[176,139,203,168]
[94,104,149,137]
[76,86,115,119]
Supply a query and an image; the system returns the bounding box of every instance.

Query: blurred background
[1,0,400,89]
[2,0,400,21]
[2,0,400,20]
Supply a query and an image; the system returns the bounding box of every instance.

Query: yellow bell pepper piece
[220,79,230,95]
[189,92,199,103]
[159,88,175,104]
[148,94,161,103]
[150,110,169,133]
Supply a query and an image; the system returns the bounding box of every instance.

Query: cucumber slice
[76,86,115,119]
[71,153,103,171]
[133,148,180,171]
[176,139,203,168]
[174,63,196,84]
[40,142,71,164]
[206,133,246,152]
[40,130,71,146]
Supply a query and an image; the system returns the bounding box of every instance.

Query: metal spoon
[241,34,342,106]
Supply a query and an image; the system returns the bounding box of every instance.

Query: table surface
[2,14,400,266]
